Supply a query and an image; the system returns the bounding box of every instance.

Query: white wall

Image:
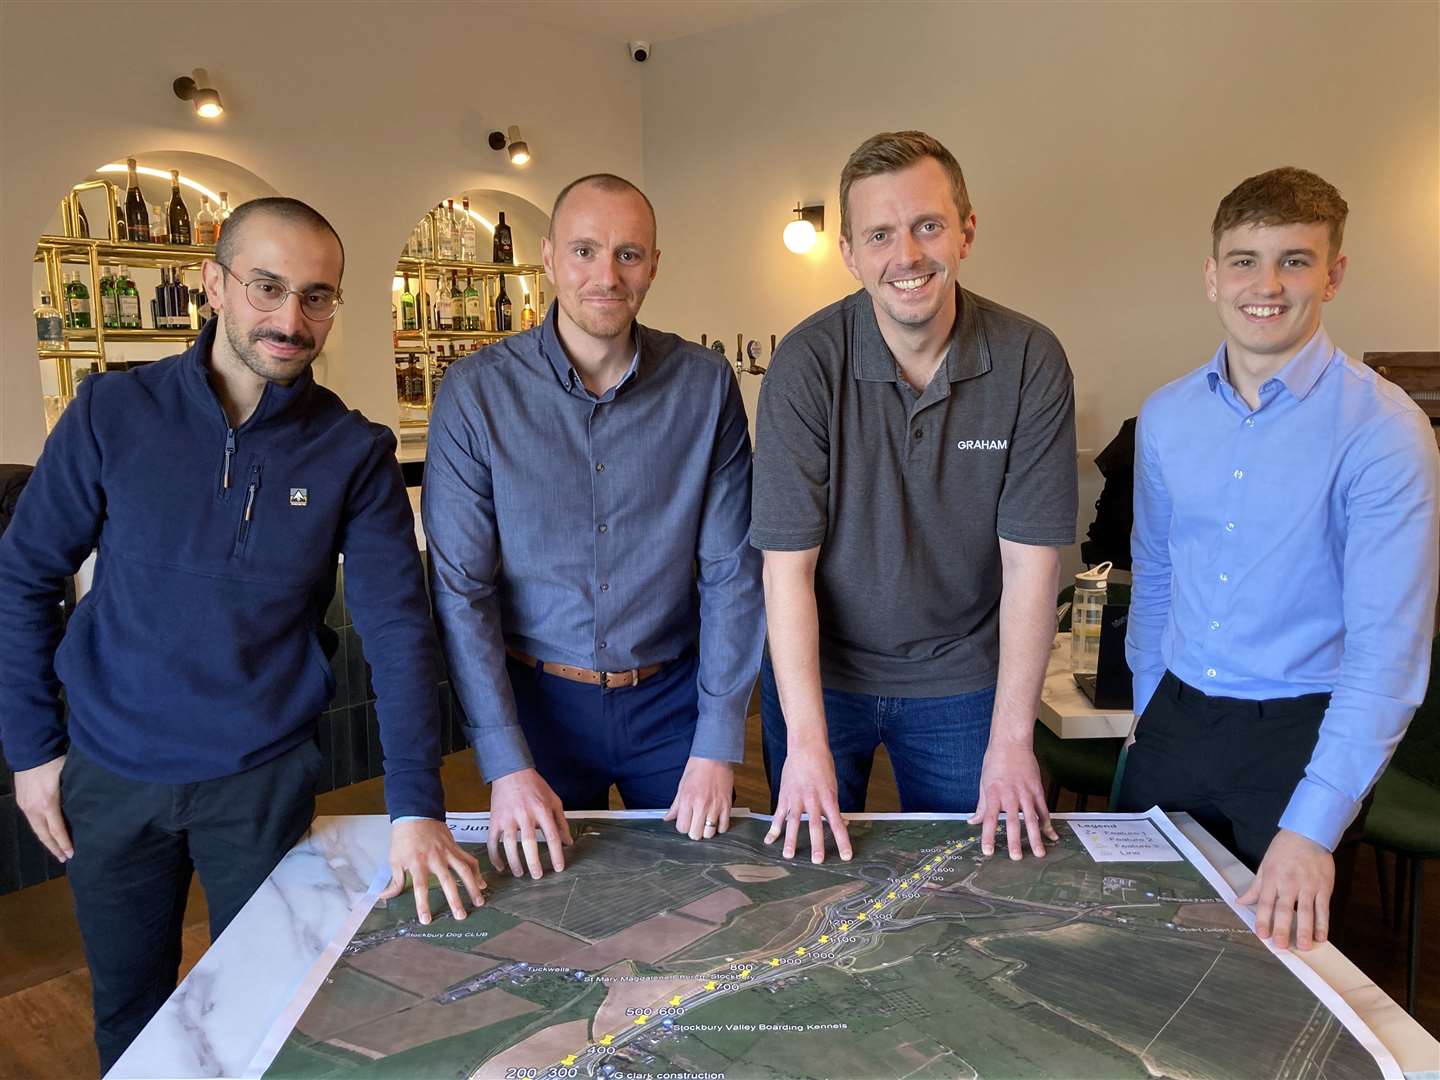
[0,0,643,462]
[638,0,1440,570]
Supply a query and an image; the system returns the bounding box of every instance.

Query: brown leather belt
[506,648,666,689]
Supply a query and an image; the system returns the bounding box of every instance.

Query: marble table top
[110,813,1440,1080]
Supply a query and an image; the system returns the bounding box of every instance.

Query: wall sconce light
[783,203,824,254]
[488,125,531,166]
[173,69,224,119]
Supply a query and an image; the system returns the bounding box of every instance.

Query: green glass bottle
[66,271,92,330]
[400,275,417,331]
[119,266,142,329]
[462,273,481,331]
[99,266,119,329]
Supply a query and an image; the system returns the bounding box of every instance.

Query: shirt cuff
[1278,777,1358,852]
[473,729,535,784]
[392,815,441,824]
[690,708,745,764]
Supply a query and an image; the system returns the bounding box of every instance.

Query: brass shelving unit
[393,213,544,429]
[35,180,211,411]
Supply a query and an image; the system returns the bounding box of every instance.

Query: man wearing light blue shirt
[1121,167,1439,953]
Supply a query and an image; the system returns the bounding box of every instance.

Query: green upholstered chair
[1037,582,1131,811]
[1363,633,1440,1015]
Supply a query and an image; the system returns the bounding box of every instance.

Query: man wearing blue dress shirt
[424,174,765,881]
[1122,167,1439,952]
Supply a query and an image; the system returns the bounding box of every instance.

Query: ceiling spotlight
[783,203,825,254]
[488,125,531,166]
[173,70,224,119]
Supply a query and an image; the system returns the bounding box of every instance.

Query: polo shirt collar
[852,284,990,385]
[1206,325,1337,402]
[539,299,641,395]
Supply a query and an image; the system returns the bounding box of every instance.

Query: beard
[562,294,637,340]
[872,263,950,328]
[223,315,319,384]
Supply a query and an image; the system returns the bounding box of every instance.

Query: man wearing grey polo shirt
[754,131,1077,864]
[424,174,764,881]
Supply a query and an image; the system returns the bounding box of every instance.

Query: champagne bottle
[195,197,217,245]
[494,275,512,331]
[76,199,91,239]
[400,275,418,331]
[124,158,151,243]
[167,170,192,245]
[492,211,513,264]
[463,273,481,331]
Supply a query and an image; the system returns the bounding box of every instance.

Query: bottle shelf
[63,328,200,343]
[395,329,515,342]
[396,254,542,276]
[36,235,215,269]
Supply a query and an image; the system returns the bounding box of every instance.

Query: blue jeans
[760,654,994,813]
[506,651,699,810]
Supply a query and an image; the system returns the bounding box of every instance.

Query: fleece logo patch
[289,488,309,507]
[955,439,1008,451]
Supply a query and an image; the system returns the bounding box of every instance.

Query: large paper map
[251,811,1397,1080]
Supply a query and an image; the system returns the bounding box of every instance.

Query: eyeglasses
[215,261,343,321]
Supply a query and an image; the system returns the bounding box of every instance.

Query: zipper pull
[243,478,258,522]
[223,429,236,490]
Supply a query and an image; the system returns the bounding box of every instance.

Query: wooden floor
[1,717,1435,1077]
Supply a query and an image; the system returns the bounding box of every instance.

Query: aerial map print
[258,812,1393,1080]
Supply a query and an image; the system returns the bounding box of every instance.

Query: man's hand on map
[968,741,1058,860]
[664,756,734,840]
[381,819,486,925]
[15,755,72,863]
[488,768,574,880]
[765,739,853,864]
[1239,828,1334,951]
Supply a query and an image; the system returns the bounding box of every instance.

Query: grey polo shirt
[751,285,1077,697]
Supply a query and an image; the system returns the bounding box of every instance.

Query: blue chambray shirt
[1127,326,1439,851]
[422,306,765,782]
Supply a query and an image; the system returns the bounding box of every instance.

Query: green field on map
[264,816,1380,1080]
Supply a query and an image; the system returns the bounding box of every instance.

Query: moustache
[251,329,315,350]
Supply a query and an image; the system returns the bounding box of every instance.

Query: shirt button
[1205,668,1217,678]
[1219,572,1229,582]
[1209,620,1221,630]
[1232,469,1244,480]
[1225,522,1236,532]
[1244,418,1256,428]
[913,428,923,440]
[599,641,607,650]
[600,583,610,592]
[595,462,606,473]
[597,523,608,533]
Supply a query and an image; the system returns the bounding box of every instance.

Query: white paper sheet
[1068,816,1184,861]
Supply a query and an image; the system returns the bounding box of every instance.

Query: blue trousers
[760,654,994,813]
[506,652,699,810]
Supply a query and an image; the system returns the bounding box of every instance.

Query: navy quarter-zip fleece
[0,319,444,818]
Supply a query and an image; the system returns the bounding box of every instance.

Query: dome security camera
[628,40,651,63]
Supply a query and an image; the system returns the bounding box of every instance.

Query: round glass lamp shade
[783,218,817,254]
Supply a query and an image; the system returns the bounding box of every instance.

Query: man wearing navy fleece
[0,198,483,1073]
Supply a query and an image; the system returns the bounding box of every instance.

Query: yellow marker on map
[705,981,718,991]
[872,901,883,909]
[600,1035,615,1046]
[912,872,921,879]
[819,935,830,944]
[768,958,781,967]
[739,968,752,979]
[670,995,683,1006]
[888,892,897,899]
[839,923,850,932]
[562,1056,577,1067]
[857,912,868,920]
[634,1016,648,1026]
[796,947,807,956]
[899,882,909,889]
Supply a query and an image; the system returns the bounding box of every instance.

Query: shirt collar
[852,284,990,385]
[1206,325,1337,403]
[538,300,641,396]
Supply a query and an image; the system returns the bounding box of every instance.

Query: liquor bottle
[167,170,192,245]
[448,271,463,330]
[35,290,64,349]
[118,267,141,329]
[113,205,128,242]
[492,210,514,264]
[460,197,477,261]
[153,268,168,329]
[463,273,481,331]
[437,201,455,261]
[124,158,151,243]
[195,280,213,325]
[407,355,426,404]
[215,191,232,240]
[172,270,192,328]
[66,271,93,329]
[194,197,217,245]
[395,356,409,401]
[520,292,536,330]
[436,274,452,331]
[76,199,91,238]
[150,203,168,246]
[494,275,512,331]
[99,266,119,329]
[400,275,418,331]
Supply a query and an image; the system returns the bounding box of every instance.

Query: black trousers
[1116,671,1369,870]
[61,740,321,1075]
